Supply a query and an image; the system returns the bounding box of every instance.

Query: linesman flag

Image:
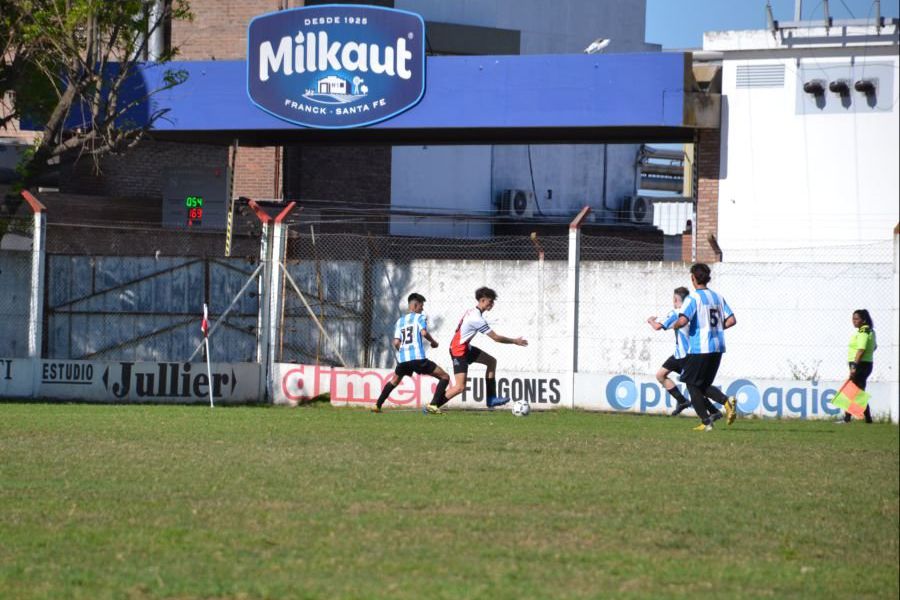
[201,305,210,337]
[831,379,871,418]
[202,303,214,408]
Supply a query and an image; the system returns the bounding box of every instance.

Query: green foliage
[0,404,897,599]
[0,1,193,187]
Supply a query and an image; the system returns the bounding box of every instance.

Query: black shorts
[661,355,686,373]
[680,353,722,389]
[450,346,485,375]
[850,361,873,390]
[394,359,438,378]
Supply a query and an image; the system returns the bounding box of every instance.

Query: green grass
[0,403,897,600]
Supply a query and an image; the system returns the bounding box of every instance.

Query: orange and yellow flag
[831,380,871,418]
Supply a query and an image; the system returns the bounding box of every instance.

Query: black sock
[486,377,497,399]
[705,385,728,404]
[376,382,396,408]
[687,384,711,424]
[432,379,449,407]
[666,386,687,405]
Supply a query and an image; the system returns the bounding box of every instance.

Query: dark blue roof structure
[30,52,703,145]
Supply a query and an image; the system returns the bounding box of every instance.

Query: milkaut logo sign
[247,4,426,129]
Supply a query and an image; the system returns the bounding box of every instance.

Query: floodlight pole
[21,191,46,359]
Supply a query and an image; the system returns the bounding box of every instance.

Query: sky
[646,0,900,48]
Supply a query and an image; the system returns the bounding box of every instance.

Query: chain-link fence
[278,228,896,387]
[5,207,896,391]
[276,229,670,372]
[575,257,896,383]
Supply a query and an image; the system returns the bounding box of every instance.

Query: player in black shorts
[647,287,692,416]
[372,293,451,413]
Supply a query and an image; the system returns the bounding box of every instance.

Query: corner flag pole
[202,303,214,408]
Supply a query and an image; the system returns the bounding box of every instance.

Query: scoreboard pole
[224,139,239,256]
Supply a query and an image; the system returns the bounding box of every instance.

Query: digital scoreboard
[185,195,204,226]
[162,168,229,230]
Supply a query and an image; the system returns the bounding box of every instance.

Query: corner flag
[202,303,214,408]
[831,379,870,418]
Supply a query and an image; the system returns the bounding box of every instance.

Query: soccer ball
[512,400,530,417]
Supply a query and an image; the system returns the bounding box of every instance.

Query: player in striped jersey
[426,286,528,412]
[673,263,738,431]
[372,293,451,413]
[646,286,692,416]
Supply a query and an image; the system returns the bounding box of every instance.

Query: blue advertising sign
[247,4,426,129]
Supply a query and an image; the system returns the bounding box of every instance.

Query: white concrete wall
[706,28,900,262]
[359,258,895,386]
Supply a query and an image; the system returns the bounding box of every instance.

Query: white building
[703,20,899,262]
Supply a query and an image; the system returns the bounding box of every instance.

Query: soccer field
[1,403,897,599]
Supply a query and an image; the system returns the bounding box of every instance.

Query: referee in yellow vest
[841,309,877,424]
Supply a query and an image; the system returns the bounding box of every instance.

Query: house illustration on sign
[318,75,348,94]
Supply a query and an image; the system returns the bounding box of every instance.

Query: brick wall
[694,128,720,263]
[234,146,282,200]
[61,140,227,199]
[283,145,391,233]
[170,0,296,202]
[172,0,299,61]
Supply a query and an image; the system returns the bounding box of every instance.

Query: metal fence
[2,211,896,388]
[42,223,263,362]
[0,213,34,358]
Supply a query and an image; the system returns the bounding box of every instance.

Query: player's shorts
[394,359,438,378]
[661,355,686,373]
[680,352,722,389]
[450,346,486,374]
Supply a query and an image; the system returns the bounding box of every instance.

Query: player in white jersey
[372,293,451,413]
[646,286,692,416]
[425,286,528,413]
[673,263,738,431]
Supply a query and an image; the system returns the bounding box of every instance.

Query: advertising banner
[247,4,426,128]
[33,360,261,404]
[0,358,34,398]
[273,363,571,410]
[573,372,895,420]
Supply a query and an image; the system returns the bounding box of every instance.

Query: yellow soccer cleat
[424,404,443,415]
[725,397,737,425]
[693,422,713,432]
[371,405,382,413]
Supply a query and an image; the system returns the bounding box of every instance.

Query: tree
[0,0,192,190]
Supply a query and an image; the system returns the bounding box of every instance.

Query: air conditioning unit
[500,189,536,219]
[623,195,654,225]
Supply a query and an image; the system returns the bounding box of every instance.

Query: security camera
[584,38,610,54]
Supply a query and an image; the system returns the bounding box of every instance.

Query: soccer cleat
[423,404,443,415]
[486,396,510,408]
[671,402,691,417]
[371,404,382,413]
[710,411,723,423]
[725,396,737,425]
[693,422,713,432]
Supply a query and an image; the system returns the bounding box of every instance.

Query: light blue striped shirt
[679,289,733,354]
[393,312,429,363]
[658,310,689,359]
